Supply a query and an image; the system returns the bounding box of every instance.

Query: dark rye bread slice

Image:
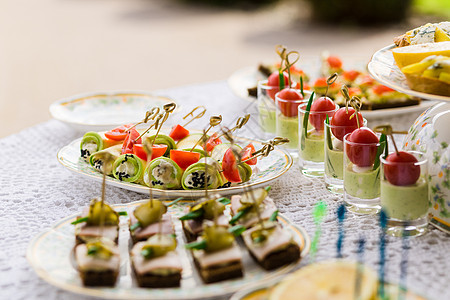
[194,258,243,284]
[181,220,199,243]
[79,269,118,287]
[131,264,181,288]
[248,243,301,271]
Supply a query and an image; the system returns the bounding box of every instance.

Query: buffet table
[0,81,448,300]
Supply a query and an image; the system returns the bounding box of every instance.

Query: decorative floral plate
[49,91,176,131]
[27,200,310,300]
[57,135,293,198]
[368,44,450,102]
[228,66,437,119]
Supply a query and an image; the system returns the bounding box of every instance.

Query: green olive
[238,162,252,182]
[202,200,225,220]
[133,200,167,227]
[203,224,234,252]
[86,237,116,258]
[250,221,277,244]
[238,188,268,212]
[87,199,119,226]
[141,234,177,258]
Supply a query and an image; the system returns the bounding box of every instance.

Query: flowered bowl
[403,102,450,233]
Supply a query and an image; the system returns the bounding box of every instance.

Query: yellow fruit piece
[269,260,378,300]
[439,72,450,84]
[423,69,441,79]
[401,59,435,74]
[392,41,450,68]
[435,27,450,42]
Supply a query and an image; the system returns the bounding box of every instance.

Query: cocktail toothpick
[181,106,207,127]
[190,115,222,152]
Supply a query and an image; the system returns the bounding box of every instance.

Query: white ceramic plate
[49,91,176,132]
[228,66,437,119]
[368,44,450,102]
[27,200,310,300]
[57,135,293,198]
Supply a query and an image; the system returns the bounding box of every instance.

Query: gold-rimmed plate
[368,44,450,102]
[57,134,293,198]
[27,200,310,300]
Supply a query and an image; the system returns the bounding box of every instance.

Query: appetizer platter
[228,64,436,118]
[368,22,450,101]
[49,91,177,131]
[27,197,310,300]
[58,104,293,198]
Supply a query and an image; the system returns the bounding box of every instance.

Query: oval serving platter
[50,91,177,132]
[57,135,293,198]
[27,200,310,300]
[228,66,437,118]
[367,44,449,102]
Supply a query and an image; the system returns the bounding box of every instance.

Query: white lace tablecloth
[0,81,448,300]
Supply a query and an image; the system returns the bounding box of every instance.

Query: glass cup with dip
[257,80,283,137]
[274,90,311,158]
[343,132,384,214]
[380,151,429,237]
[298,102,338,177]
[324,118,367,194]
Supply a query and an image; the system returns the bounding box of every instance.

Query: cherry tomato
[342,70,360,82]
[384,151,420,186]
[330,107,364,140]
[133,143,167,161]
[267,71,290,100]
[241,143,257,165]
[170,150,200,170]
[327,56,343,69]
[372,84,395,96]
[121,128,142,154]
[205,133,223,153]
[347,87,362,97]
[358,75,375,88]
[104,124,133,141]
[169,124,189,142]
[313,77,328,88]
[295,81,311,91]
[276,88,304,117]
[345,127,379,167]
[222,147,242,183]
[309,96,337,131]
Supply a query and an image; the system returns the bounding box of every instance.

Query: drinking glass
[324,118,367,194]
[343,132,383,214]
[298,102,338,177]
[380,151,429,237]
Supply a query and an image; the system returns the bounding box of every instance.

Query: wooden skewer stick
[190,115,222,152]
[182,106,207,127]
[127,107,160,132]
[373,124,407,154]
[215,114,250,139]
[325,73,338,99]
